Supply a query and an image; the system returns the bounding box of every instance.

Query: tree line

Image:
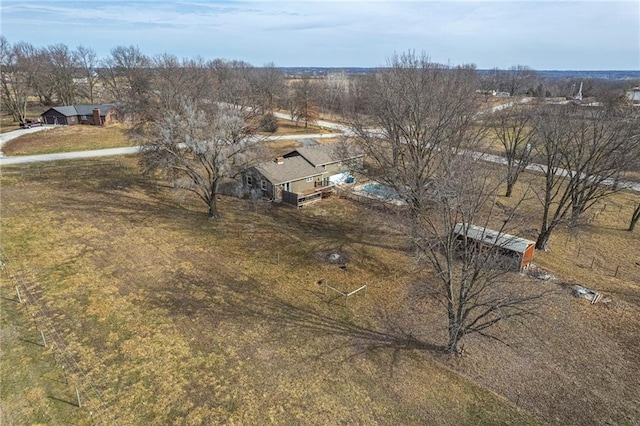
[1,37,326,127]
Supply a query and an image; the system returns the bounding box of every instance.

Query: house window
[80,115,87,120]
[246,175,253,186]
[306,177,313,182]
[260,179,267,191]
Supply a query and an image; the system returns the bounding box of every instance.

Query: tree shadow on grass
[151,271,444,370]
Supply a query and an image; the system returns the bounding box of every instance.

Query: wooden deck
[282,185,334,208]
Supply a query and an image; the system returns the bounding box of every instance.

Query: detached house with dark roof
[40,104,118,126]
[244,142,364,207]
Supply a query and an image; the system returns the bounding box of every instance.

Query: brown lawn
[2,125,136,156]
[1,157,544,425]
[1,154,638,425]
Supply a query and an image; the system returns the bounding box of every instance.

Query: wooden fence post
[40,330,47,347]
[614,265,620,278]
[15,286,22,303]
[75,386,82,408]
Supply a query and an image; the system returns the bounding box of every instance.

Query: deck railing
[282,187,332,208]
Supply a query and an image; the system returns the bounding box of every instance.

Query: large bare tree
[76,45,99,103]
[488,102,536,197]
[414,154,542,354]
[292,76,319,128]
[99,45,152,117]
[348,52,485,230]
[347,52,540,354]
[46,43,80,105]
[532,105,640,250]
[0,36,29,122]
[208,59,260,121]
[151,53,214,114]
[251,62,285,114]
[139,102,264,218]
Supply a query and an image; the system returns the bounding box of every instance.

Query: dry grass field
[260,118,337,136]
[1,158,545,425]
[1,151,639,424]
[2,124,136,156]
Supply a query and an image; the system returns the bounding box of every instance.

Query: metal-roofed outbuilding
[452,223,535,271]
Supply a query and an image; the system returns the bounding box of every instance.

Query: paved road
[0,146,142,165]
[0,132,338,166]
[1,116,638,195]
[472,151,640,194]
[271,111,353,135]
[0,125,55,156]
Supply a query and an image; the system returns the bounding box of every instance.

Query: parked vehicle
[19,120,43,129]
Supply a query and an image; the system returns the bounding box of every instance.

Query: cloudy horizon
[1,0,638,70]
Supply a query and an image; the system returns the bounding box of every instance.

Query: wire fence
[10,269,118,426]
[570,243,640,284]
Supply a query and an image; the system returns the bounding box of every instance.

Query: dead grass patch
[2,124,136,156]
[258,118,336,137]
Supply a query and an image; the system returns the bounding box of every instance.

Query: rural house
[244,142,364,207]
[452,223,535,271]
[626,87,640,105]
[40,104,118,126]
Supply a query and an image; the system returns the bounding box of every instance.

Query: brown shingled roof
[295,143,364,167]
[253,142,363,185]
[254,156,323,185]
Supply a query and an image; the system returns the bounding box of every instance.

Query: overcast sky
[1,0,638,70]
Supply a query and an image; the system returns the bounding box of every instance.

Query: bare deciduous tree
[209,59,260,121]
[76,45,99,103]
[46,43,80,105]
[150,53,212,113]
[504,65,539,96]
[348,52,485,233]
[292,76,319,128]
[251,62,285,114]
[0,36,29,122]
[317,71,350,116]
[139,102,264,218]
[20,43,56,106]
[99,45,152,118]
[414,154,542,355]
[488,103,536,197]
[532,105,640,250]
[347,52,540,354]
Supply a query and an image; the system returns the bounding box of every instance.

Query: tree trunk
[535,227,553,251]
[629,204,640,232]
[505,180,514,197]
[208,196,220,218]
[446,320,462,355]
[208,180,220,218]
[568,204,584,228]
